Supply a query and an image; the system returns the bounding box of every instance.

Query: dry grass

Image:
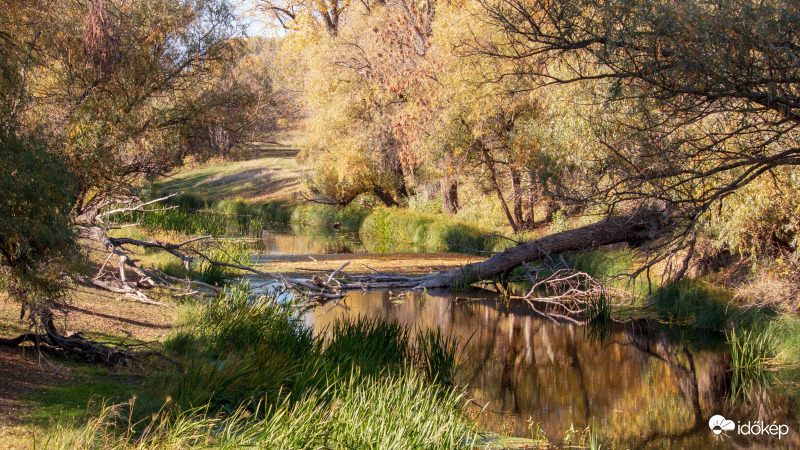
[154,148,303,203]
[256,252,486,278]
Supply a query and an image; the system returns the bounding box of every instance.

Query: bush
[0,128,77,300]
[290,196,372,231]
[359,207,494,253]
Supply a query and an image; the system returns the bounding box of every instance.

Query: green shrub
[0,128,77,300]
[162,192,206,211]
[290,197,371,231]
[652,279,731,329]
[359,207,494,254]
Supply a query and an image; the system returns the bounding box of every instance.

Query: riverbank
[4,153,798,448]
[0,282,482,448]
[144,155,800,379]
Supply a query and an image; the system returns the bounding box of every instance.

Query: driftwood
[160,210,666,299]
[81,202,665,304]
[81,222,351,301]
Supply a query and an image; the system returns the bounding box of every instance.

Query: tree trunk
[373,186,399,207]
[510,167,523,229]
[525,171,537,228]
[415,211,662,289]
[441,177,459,215]
[480,142,519,233]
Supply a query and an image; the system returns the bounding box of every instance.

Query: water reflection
[304,290,799,448]
[259,227,364,255]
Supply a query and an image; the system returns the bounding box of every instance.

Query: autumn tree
[258,0,347,35]
[478,0,800,272]
[0,0,285,340]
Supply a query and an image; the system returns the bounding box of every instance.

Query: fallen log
[336,210,664,290]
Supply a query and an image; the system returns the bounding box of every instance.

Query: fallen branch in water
[81,210,662,313]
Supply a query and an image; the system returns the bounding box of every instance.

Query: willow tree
[0,0,271,359]
[478,0,800,274]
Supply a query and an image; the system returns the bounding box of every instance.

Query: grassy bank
[24,284,478,449]
[650,279,800,384]
[151,153,303,203]
[359,207,506,254]
[123,191,508,256]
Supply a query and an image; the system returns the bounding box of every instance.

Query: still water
[303,290,798,448]
[249,229,797,448]
[259,227,364,255]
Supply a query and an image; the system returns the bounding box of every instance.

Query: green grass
[24,378,137,428]
[151,154,302,203]
[651,278,732,329]
[111,201,291,237]
[45,373,477,450]
[414,326,469,386]
[291,197,373,231]
[321,315,411,374]
[359,207,502,254]
[190,240,254,286]
[28,282,477,449]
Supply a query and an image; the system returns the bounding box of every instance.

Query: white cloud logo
[709,415,736,435]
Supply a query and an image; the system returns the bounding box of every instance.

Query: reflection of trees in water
[306,292,797,447]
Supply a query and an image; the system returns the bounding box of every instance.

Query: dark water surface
[302,290,799,448]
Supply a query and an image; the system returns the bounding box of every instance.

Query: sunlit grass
[359,207,501,254]
[31,282,478,449]
[290,199,371,230]
[151,155,302,203]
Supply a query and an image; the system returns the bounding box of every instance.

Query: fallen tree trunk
[334,210,665,291]
[79,204,665,301]
[0,309,172,366]
[413,210,663,289]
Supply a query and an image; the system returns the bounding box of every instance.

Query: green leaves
[0,128,77,298]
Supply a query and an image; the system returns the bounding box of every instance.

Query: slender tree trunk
[480,142,519,233]
[510,167,523,229]
[525,171,537,228]
[373,186,399,207]
[441,177,459,214]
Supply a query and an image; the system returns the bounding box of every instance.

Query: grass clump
[190,241,253,286]
[41,283,477,449]
[290,195,373,231]
[414,327,468,385]
[321,315,410,374]
[359,207,499,254]
[651,279,732,329]
[726,326,777,401]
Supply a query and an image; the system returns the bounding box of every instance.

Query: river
[252,229,799,448]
